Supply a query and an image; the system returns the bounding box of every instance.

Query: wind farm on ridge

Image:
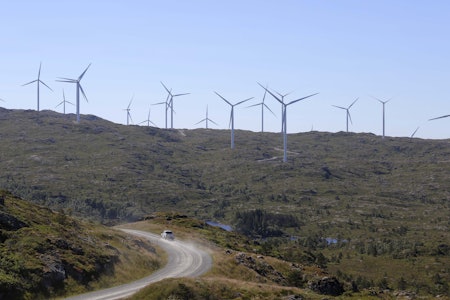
[2,62,449,157]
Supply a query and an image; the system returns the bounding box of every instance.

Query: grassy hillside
[0,108,449,297]
[0,190,161,299]
[122,215,450,299]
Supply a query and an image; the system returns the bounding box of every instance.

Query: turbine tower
[247,85,275,132]
[22,62,53,111]
[332,98,359,132]
[139,108,157,127]
[215,92,253,149]
[124,95,133,125]
[160,82,190,129]
[55,89,74,114]
[194,105,218,129]
[258,83,318,162]
[372,96,392,139]
[56,64,91,123]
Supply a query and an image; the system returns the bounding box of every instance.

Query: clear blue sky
[1,0,449,139]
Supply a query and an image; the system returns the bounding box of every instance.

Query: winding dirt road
[65,229,212,300]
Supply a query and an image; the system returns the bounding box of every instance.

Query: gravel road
[64,229,212,300]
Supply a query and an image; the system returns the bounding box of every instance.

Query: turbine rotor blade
[56,77,77,83]
[128,95,134,109]
[348,97,359,109]
[38,62,42,79]
[411,126,420,137]
[235,97,253,106]
[287,92,319,106]
[264,103,276,116]
[160,81,172,95]
[257,82,282,104]
[173,93,190,97]
[79,85,88,102]
[209,119,219,126]
[429,114,450,121]
[371,95,388,104]
[39,80,53,91]
[332,105,346,110]
[275,90,293,98]
[214,92,232,106]
[247,103,262,108]
[262,87,267,103]
[348,111,353,124]
[194,118,207,125]
[78,63,91,80]
[22,79,38,86]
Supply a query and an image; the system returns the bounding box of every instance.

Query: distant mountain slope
[0,108,448,224]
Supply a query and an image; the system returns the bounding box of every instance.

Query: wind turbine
[22,62,53,111]
[56,64,91,123]
[215,92,253,149]
[372,96,392,139]
[124,95,133,125]
[429,114,450,121]
[247,85,275,132]
[139,108,157,127]
[194,105,218,129]
[258,83,318,162]
[332,98,359,132]
[55,89,74,114]
[160,82,190,129]
[153,92,171,129]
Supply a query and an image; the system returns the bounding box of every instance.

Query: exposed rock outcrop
[235,252,286,285]
[308,276,344,296]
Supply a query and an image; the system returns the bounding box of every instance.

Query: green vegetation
[0,190,161,299]
[1,108,449,298]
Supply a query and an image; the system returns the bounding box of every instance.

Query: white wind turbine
[215,92,253,149]
[332,98,359,132]
[22,62,53,111]
[55,89,74,114]
[247,85,275,132]
[194,105,218,129]
[160,82,190,129]
[56,64,91,123]
[372,96,392,139]
[124,95,133,125]
[139,108,158,127]
[258,83,318,162]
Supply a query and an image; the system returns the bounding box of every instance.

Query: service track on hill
[65,229,212,300]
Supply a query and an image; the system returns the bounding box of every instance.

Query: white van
[161,230,175,240]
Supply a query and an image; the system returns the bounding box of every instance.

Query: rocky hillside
[0,190,160,299]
